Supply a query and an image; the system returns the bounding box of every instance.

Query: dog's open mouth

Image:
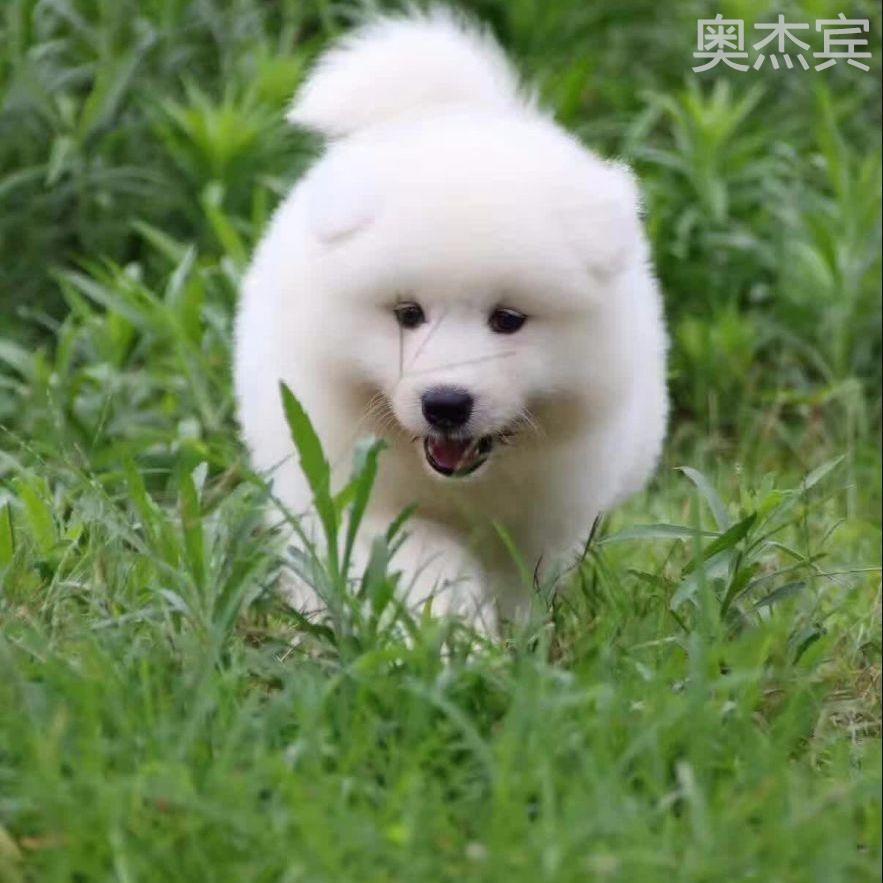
[423,435,494,478]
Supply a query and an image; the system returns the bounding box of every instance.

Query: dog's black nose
[421,387,473,430]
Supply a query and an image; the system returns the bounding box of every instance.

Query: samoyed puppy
[234,9,668,630]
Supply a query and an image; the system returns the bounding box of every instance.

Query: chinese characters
[693,13,872,73]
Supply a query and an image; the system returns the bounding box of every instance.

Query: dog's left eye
[488,307,527,334]
[393,302,426,329]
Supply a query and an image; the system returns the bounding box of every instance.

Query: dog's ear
[304,155,381,243]
[557,161,645,279]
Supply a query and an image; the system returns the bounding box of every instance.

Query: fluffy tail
[287,8,528,137]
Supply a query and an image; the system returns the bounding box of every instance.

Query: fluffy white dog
[234,9,668,630]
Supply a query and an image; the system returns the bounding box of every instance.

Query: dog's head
[301,113,646,480]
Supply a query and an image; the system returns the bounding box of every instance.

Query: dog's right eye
[393,302,426,329]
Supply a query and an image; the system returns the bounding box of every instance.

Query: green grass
[0,1,880,880]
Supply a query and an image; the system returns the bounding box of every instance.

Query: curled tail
[287,7,530,138]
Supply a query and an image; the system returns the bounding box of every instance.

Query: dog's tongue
[426,437,474,472]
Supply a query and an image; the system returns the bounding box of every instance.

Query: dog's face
[383,295,549,479]
[302,115,643,480]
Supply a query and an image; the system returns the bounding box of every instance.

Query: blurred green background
[0,2,880,880]
[1,0,880,484]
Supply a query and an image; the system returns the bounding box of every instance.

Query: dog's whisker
[368,401,404,438]
[405,306,450,371]
[326,391,396,470]
[516,407,544,438]
[400,350,518,379]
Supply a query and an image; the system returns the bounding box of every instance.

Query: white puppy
[234,9,668,630]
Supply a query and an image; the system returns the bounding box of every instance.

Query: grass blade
[279,382,338,575]
[678,467,731,530]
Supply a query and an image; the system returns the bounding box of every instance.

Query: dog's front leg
[353,516,496,635]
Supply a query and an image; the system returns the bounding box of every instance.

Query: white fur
[234,9,668,630]
[287,8,529,136]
